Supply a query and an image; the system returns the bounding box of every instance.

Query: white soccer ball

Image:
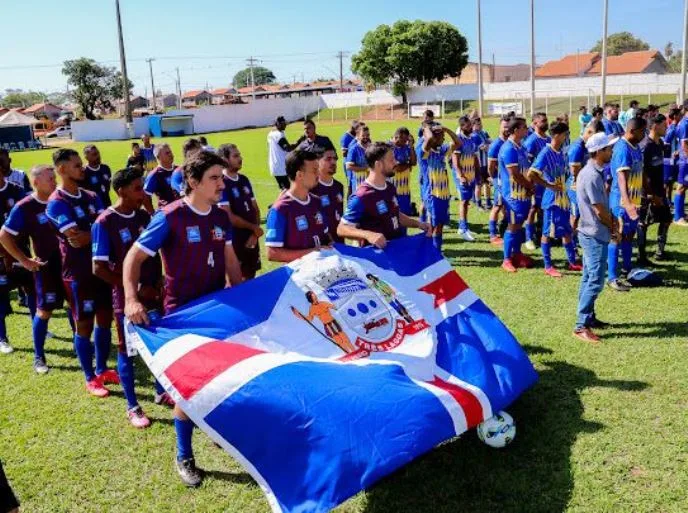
[476,411,516,448]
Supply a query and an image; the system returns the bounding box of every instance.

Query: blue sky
[0,0,683,96]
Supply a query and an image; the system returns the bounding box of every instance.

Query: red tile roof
[535,52,599,78]
[23,102,62,113]
[210,88,237,96]
[182,90,209,99]
[587,50,665,75]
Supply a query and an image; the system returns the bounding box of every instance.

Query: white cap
[586,133,619,152]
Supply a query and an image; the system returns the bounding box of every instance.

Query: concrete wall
[319,90,400,109]
[72,118,149,142]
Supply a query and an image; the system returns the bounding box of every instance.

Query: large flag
[127,235,538,513]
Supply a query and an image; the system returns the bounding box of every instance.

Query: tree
[62,58,133,119]
[0,89,46,108]
[667,50,683,73]
[232,66,276,88]
[351,20,468,103]
[590,32,650,56]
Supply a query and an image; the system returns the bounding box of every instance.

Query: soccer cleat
[458,229,476,242]
[97,369,120,385]
[524,240,537,251]
[672,218,688,227]
[544,267,563,278]
[33,358,49,375]
[513,253,534,269]
[86,379,110,398]
[501,259,518,273]
[568,262,583,272]
[654,251,667,261]
[154,391,176,407]
[176,457,203,488]
[127,406,151,429]
[572,328,600,344]
[0,339,13,354]
[607,279,631,292]
[489,236,503,246]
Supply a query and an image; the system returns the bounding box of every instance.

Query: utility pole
[176,67,182,109]
[681,0,688,102]
[529,0,536,118]
[336,51,348,92]
[114,0,132,123]
[146,58,156,112]
[601,0,609,106]
[246,56,258,100]
[476,0,484,117]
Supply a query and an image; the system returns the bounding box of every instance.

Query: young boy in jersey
[346,124,372,193]
[472,117,492,210]
[416,123,461,250]
[389,127,416,216]
[607,117,646,292]
[216,144,263,279]
[486,115,511,245]
[0,165,62,371]
[140,134,157,173]
[499,117,536,272]
[46,149,116,397]
[340,120,360,197]
[171,138,204,194]
[92,167,163,428]
[143,143,180,214]
[82,145,112,208]
[338,142,430,248]
[310,144,345,243]
[523,112,551,250]
[126,142,145,171]
[527,122,582,277]
[124,150,242,487]
[453,115,480,241]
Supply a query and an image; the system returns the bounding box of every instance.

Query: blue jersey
[609,138,643,211]
[498,139,530,202]
[346,141,368,191]
[472,130,490,168]
[602,118,624,138]
[578,114,592,134]
[390,144,412,198]
[531,145,569,210]
[676,117,688,161]
[664,123,679,161]
[487,137,506,187]
[140,145,157,173]
[567,137,589,191]
[523,132,551,165]
[416,139,450,200]
[454,132,479,184]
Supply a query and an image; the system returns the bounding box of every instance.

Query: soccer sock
[0,315,6,341]
[503,231,514,260]
[32,316,48,362]
[175,417,195,461]
[117,353,138,410]
[432,233,443,251]
[607,242,619,281]
[489,220,498,238]
[27,291,36,319]
[73,334,95,382]
[657,224,668,253]
[621,239,633,272]
[459,219,468,231]
[564,241,577,264]
[636,223,647,261]
[94,326,112,376]
[673,191,685,222]
[154,379,165,396]
[499,218,508,236]
[525,223,534,242]
[541,241,552,269]
[513,229,523,256]
[67,309,76,334]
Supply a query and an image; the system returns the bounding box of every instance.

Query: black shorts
[640,200,672,225]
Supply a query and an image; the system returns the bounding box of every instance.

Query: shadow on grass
[205,469,255,485]
[362,360,648,513]
[603,321,688,339]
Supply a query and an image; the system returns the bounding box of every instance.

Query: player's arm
[409,144,417,167]
[0,206,42,271]
[224,242,242,286]
[527,157,561,192]
[265,207,317,262]
[421,127,434,153]
[278,136,296,152]
[451,150,465,182]
[398,213,432,237]
[337,195,387,248]
[142,172,157,214]
[91,222,121,288]
[46,199,90,248]
[444,127,461,154]
[614,149,637,218]
[345,147,367,173]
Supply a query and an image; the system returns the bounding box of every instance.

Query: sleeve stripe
[133,241,156,257]
[224,240,232,245]
[1,226,18,236]
[58,222,77,233]
[217,201,229,206]
[144,191,153,196]
[340,218,358,226]
[264,241,284,247]
[92,256,110,262]
[615,166,631,172]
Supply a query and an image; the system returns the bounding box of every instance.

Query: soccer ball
[476,411,516,448]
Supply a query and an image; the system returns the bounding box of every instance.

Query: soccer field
[2,118,687,513]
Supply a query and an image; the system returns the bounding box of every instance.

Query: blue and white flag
[127,235,538,513]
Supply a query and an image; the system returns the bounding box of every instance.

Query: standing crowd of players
[0,100,686,487]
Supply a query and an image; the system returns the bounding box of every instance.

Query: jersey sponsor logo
[0,275,7,285]
[45,293,56,303]
[83,300,94,313]
[212,225,225,241]
[232,188,240,198]
[74,206,85,218]
[186,226,202,243]
[320,195,331,207]
[376,200,389,215]
[119,228,132,243]
[296,215,309,231]
[37,213,49,224]
[90,175,99,184]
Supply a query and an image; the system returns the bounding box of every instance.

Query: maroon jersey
[265,192,330,250]
[82,164,112,207]
[135,199,233,314]
[46,188,104,281]
[0,181,28,264]
[3,194,59,261]
[311,179,344,243]
[143,165,180,209]
[342,181,404,241]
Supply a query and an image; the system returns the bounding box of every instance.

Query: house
[155,94,179,109]
[536,50,667,78]
[181,90,213,107]
[210,88,239,105]
[535,52,599,78]
[116,96,149,116]
[23,102,63,121]
[438,63,533,85]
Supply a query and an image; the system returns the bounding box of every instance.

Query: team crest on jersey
[212,225,225,241]
[0,275,7,285]
[74,206,85,218]
[119,228,132,243]
[375,200,389,214]
[37,213,49,225]
[295,215,309,231]
[314,212,324,225]
[336,193,343,203]
[243,186,251,195]
[291,265,429,361]
[166,177,172,185]
[88,205,96,215]
[186,226,201,243]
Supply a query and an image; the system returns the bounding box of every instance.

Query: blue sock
[67,309,76,334]
[432,233,443,250]
[607,242,619,281]
[525,223,534,242]
[94,326,111,376]
[674,191,685,222]
[459,219,468,231]
[27,291,36,319]
[32,316,48,361]
[489,220,497,237]
[154,379,165,395]
[117,352,138,410]
[541,241,552,268]
[74,334,95,382]
[621,240,633,272]
[503,231,514,260]
[513,229,523,257]
[175,417,195,460]
[0,315,6,341]
[564,241,577,264]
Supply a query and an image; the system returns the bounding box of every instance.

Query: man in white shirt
[267,116,295,190]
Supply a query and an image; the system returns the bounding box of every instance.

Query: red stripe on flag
[164,341,264,400]
[429,376,484,428]
[418,271,469,308]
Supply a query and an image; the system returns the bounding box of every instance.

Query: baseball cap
[586,133,618,152]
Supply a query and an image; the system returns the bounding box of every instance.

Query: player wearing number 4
[337,142,431,248]
[124,150,243,487]
[527,121,582,277]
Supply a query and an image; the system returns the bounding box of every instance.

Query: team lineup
[0,99,685,487]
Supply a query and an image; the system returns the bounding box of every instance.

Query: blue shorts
[458,180,476,201]
[543,206,573,239]
[663,158,678,184]
[64,277,112,322]
[505,199,530,225]
[531,185,544,208]
[612,205,639,235]
[396,194,412,216]
[34,255,64,312]
[424,196,450,226]
[678,161,688,185]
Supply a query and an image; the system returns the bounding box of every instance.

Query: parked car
[46,126,72,138]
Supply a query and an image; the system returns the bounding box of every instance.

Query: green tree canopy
[590,32,650,56]
[62,58,133,119]
[232,66,276,88]
[351,20,468,103]
[1,89,46,108]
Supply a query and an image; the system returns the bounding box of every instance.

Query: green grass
[2,119,688,513]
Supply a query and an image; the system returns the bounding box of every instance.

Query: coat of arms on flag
[127,235,538,513]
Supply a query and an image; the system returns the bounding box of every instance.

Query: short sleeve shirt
[498,139,530,202]
[3,194,58,261]
[265,192,330,250]
[609,138,643,210]
[82,165,112,207]
[143,165,180,208]
[342,181,403,242]
[311,179,344,243]
[530,145,569,210]
[416,139,450,200]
